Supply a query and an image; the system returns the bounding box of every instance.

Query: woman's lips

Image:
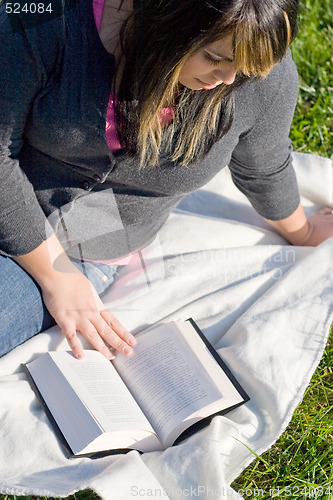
[196,78,221,89]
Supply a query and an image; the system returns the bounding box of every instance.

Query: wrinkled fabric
[0,153,331,499]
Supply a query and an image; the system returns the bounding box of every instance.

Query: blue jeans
[0,255,118,357]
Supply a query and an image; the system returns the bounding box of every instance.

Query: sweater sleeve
[0,4,63,256]
[228,51,300,221]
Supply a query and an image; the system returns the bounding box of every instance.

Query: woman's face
[178,35,237,90]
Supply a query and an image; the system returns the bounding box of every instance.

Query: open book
[24,319,249,457]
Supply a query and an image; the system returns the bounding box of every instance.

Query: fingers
[61,312,136,361]
[82,321,119,360]
[42,270,135,361]
[93,310,136,355]
[101,310,137,348]
[63,326,86,360]
[316,207,333,216]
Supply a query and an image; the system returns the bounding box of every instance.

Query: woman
[1,0,332,359]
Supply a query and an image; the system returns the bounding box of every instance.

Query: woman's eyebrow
[206,49,234,63]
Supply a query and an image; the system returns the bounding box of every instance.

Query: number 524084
[5,2,53,14]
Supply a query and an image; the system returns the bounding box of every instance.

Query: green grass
[1,1,332,499]
[231,327,333,499]
[290,0,333,159]
[0,493,99,500]
[231,4,333,496]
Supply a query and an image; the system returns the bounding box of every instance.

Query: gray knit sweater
[0,0,300,260]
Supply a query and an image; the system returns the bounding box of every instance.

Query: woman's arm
[0,10,135,359]
[229,52,333,244]
[14,234,136,359]
[264,203,333,246]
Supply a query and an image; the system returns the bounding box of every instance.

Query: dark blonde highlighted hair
[114,0,299,167]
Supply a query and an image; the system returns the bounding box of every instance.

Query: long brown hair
[114,0,299,167]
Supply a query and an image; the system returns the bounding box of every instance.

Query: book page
[27,352,105,455]
[175,321,245,401]
[49,351,155,435]
[113,323,223,444]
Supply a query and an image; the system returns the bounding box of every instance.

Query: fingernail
[107,351,115,360]
[128,336,137,346]
[123,345,133,355]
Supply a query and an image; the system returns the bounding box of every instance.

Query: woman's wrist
[280,217,313,246]
[265,204,333,246]
[264,203,311,246]
[14,233,80,289]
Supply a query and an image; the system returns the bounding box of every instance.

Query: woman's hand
[300,208,333,246]
[14,233,136,359]
[41,269,136,360]
[265,204,333,246]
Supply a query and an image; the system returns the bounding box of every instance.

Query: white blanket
[0,152,332,499]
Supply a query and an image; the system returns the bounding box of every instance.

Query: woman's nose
[214,66,236,85]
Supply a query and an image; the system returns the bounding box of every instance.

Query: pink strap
[92,0,104,31]
[92,0,174,154]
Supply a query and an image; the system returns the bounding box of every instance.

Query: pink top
[93,0,104,29]
[93,0,174,155]
[93,0,122,152]
[92,0,173,264]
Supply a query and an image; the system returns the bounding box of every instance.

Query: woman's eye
[204,52,221,66]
